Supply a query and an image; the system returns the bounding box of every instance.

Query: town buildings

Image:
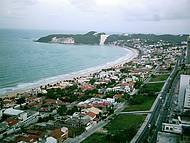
[186,36,190,64]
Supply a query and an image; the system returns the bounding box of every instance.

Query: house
[65,112,91,127]
[86,112,96,120]
[162,123,182,134]
[5,118,18,126]
[3,108,27,121]
[85,107,102,115]
[46,137,57,143]
[78,98,115,108]
[81,85,95,91]
[50,127,68,143]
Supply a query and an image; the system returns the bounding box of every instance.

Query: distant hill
[36,32,188,45]
[36,31,105,45]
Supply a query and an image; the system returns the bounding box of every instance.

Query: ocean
[0,29,134,94]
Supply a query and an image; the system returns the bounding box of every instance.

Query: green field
[124,81,165,112]
[82,132,108,143]
[124,96,156,111]
[150,74,169,82]
[105,114,145,132]
[82,115,145,143]
[140,82,165,94]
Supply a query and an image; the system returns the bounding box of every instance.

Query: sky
[0,0,190,34]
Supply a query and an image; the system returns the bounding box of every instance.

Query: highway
[149,69,180,142]
[131,57,183,143]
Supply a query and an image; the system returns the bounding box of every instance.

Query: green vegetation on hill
[105,34,188,45]
[37,31,188,45]
[36,31,105,45]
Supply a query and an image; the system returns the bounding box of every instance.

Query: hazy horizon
[1,0,190,34]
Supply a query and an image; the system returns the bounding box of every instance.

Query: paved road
[131,57,182,143]
[148,80,166,84]
[149,72,180,143]
[119,110,151,115]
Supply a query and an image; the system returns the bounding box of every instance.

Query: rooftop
[4,108,24,116]
[157,132,179,143]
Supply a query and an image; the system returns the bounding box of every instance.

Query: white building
[157,132,179,143]
[184,87,190,111]
[162,123,182,134]
[3,108,27,121]
[178,75,190,112]
[45,137,57,143]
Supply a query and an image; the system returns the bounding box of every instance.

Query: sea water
[0,29,133,94]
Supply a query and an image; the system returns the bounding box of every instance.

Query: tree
[97,112,103,120]
[89,78,96,85]
[16,97,25,106]
[67,106,79,115]
[106,105,114,115]
[57,105,67,116]
[134,79,143,89]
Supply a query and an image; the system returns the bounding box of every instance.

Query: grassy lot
[150,74,169,82]
[140,82,165,94]
[124,82,165,112]
[124,96,156,111]
[82,115,145,143]
[105,114,145,132]
[82,133,108,143]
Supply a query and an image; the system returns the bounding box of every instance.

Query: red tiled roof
[81,85,95,91]
[86,112,96,118]
[5,118,18,126]
[121,82,129,86]
[114,94,123,99]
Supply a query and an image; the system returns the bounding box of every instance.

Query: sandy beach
[0,46,139,98]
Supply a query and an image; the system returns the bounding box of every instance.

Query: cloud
[0,0,190,33]
[68,0,190,21]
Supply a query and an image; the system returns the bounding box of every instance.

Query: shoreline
[0,46,139,98]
